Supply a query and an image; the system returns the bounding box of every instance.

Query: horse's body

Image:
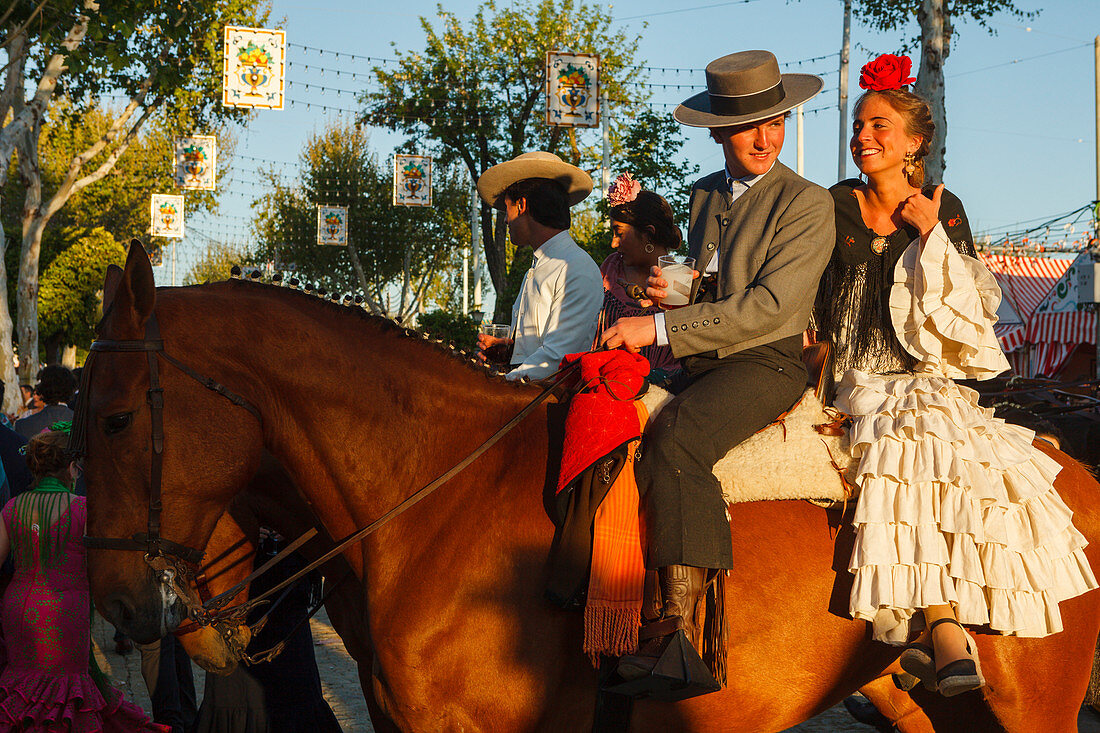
[83,247,1100,731]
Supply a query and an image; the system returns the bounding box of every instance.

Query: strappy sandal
[898,640,937,691]
[930,618,986,698]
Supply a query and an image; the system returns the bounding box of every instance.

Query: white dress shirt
[508,230,603,380]
[654,165,771,346]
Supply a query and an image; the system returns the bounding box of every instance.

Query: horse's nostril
[103,593,136,627]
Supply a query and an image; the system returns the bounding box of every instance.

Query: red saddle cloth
[557,350,650,494]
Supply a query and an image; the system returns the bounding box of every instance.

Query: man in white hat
[476,151,603,381]
[601,50,836,678]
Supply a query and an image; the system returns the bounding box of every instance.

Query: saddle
[638,342,857,506]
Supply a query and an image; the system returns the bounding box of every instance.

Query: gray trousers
[637,336,806,569]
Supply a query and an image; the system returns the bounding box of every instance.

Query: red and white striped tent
[979,251,1095,377]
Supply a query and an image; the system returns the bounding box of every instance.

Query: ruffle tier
[0,667,168,733]
[839,371,1099,644]
[888,223,1010,380]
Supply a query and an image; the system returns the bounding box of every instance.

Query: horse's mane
[171,275,519,386]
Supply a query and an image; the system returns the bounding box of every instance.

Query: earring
[904,152,916,176]
[644,243,654,254]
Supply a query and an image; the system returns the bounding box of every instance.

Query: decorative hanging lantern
[150,194,185,238]
[175,136,217,190]
[316,205,349,246]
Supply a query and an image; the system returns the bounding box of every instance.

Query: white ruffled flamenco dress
[838,223,1099,644]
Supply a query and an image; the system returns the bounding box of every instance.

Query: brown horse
[83,244,1100,731]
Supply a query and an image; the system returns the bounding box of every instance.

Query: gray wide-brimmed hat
[477,151,593,210]
[674,50,824,128]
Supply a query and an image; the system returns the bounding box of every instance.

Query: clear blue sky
[173,0,1100,296]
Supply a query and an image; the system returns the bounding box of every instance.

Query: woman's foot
[929,618,984,697]
[898,629,936,691]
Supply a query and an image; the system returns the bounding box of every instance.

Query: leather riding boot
[658,564,707,651]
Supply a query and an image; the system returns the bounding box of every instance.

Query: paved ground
[92,611,1100,732]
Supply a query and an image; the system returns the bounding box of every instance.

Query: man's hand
[900,183,943,238]
[600,316,657,353]
[477,334,514,364]
[639,265,701,308]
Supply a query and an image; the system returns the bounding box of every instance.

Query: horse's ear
[109,240,156,332]
[102,264,123,313]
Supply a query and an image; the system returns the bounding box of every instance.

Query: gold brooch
[870,236,888,255]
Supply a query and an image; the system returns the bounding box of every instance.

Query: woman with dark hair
[816,53,1097,697]
[0,424,167,730]
[596,173,682,378]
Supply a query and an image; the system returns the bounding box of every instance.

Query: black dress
[815,179,974,376]
[191,552,342,733]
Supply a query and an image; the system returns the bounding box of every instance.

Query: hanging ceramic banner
[175,136,217,190]
[316,205,349,246]
[150,194,185,238]
[546,52,599,128]
[393,155,432,207]
[223,26,285,110]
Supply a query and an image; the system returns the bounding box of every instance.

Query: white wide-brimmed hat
[674,50,824,128]
[477,151,593,211]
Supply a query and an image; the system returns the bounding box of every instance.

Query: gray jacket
[663,162,835,358]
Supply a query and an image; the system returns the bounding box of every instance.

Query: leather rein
[76,312,579,638]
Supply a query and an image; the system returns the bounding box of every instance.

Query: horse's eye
[104,413,132,435]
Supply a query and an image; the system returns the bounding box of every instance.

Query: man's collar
[724,163,773,192]
[532,229,572,261]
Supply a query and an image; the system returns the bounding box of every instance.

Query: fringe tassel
[702,571,727,688]
[1086,635,1100,706]
[583,605,641,667]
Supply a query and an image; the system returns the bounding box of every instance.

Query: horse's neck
[160,286,548,577]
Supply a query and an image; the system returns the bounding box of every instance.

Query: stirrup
[604,618,721,702]
[928,618,986,698]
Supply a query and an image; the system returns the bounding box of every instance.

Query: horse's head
[83,243,264,642]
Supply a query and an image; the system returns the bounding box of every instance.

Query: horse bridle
[76,312,262,591]
[75,307,582,637]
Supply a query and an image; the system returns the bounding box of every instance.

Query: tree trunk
[61,344,76,369]
[0,221,19,415]
[915,0,950,185]
[16,124,43,384]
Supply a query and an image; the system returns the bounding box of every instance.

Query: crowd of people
[476,49,1098,700]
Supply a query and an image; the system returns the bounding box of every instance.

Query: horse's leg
[858,673,935,733]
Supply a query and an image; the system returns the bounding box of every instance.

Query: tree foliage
[850,0,1034,183]
[0,0,270,395]
[251,121,471,322]
[577,108,697,265]
[37,226,126,355]
[184,241,249,286]
[362,0,645,320]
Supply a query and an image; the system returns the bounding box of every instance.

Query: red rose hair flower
[859,54,917,91]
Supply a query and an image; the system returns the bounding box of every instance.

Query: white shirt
[508,230,603,380]
[654,165,770,346]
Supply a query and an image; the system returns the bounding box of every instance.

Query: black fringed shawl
[815,179,976,375]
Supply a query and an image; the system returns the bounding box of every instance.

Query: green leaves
[37,227,126,348]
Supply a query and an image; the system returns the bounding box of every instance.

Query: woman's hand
[900,183,944,238]
[639,265,701,308]
[600,316,657,353]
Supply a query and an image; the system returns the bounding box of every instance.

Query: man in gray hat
[476,151,603,381]
[601,50,836,672]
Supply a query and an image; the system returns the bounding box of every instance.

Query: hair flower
[859,54,917,91]
[607,172,641,207]
[48,421,72,435]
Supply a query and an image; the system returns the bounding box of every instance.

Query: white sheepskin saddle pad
[637,386,856,504]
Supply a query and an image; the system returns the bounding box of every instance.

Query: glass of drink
[479,323,512,339]
[657,254,695,310]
